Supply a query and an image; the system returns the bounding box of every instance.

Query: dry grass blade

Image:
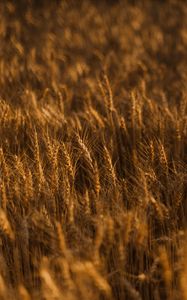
[0,209,14,240]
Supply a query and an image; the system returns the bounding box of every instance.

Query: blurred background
[0,0,187,106]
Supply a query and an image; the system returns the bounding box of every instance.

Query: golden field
[0,1,187,299]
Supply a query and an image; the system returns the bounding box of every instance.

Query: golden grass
[0,0,187,299]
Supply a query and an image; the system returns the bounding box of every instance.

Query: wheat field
[0,1,187,299]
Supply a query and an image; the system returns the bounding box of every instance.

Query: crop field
[0,0,187,299]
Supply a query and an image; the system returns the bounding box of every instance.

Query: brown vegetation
[0,1,187,299]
